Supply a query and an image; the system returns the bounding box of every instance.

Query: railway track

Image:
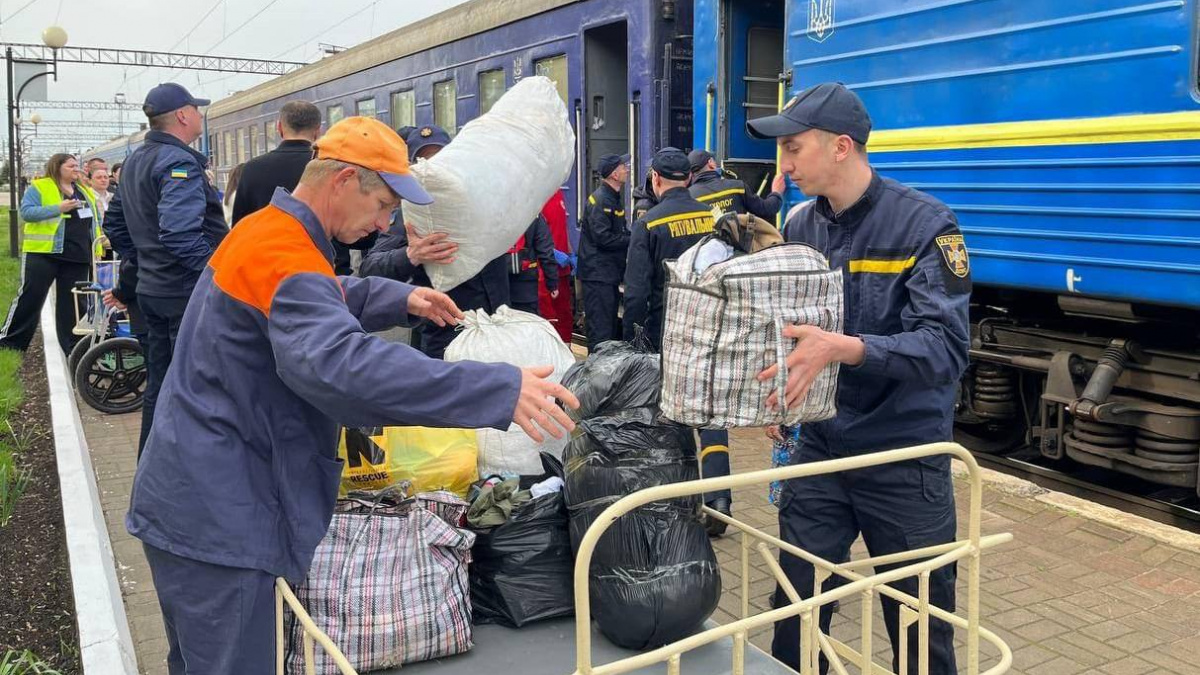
[968,445,1200,534]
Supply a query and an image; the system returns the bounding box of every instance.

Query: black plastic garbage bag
[469,454,574,628]
[561,340,661,421]
[562,401,720,650]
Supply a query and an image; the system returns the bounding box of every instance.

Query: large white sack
[444,305,577,476]
[404,76,575,291]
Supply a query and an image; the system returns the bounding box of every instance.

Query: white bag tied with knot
[445,306,577,476]
[403,76,576,291]
[660,219,844,428]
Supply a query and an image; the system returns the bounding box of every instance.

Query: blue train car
[84,129,148,167]
[205,0,695,249]
[697,0,1200,499]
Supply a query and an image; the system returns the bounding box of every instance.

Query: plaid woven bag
[285,491,475,674]
[660,239,844,428]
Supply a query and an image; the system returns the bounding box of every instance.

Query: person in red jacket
[538,189,575,342]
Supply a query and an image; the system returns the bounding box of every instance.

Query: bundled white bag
[444,306,577,476]
[403,76,576,291]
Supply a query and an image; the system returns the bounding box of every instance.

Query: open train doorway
[717,0,784,194]
[583,21,630,195]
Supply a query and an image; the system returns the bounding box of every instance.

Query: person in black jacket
[577,153,629,352]
[507,215,558,315]
[230,100,374,274]
[358,125,511,359]
[688,149,785,220]
[631,169,657,222]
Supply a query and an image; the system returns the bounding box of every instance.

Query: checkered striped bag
[285,491,475,674]
[660,239,844,428]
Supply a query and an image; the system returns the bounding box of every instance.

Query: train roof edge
[206,0,581,119]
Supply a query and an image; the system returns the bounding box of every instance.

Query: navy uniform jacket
[577,182,629,284]
[359,213,510,359]
[783,171,971,456]
[689,170,782,221]
[104,130,228,298]
[632,179,657,222]
[509,215,559,303]
[126,189,520,581]
[622,186,716,348]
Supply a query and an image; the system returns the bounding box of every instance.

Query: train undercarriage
[956,288,1200,514]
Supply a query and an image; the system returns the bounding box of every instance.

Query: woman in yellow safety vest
[0,153,104,355]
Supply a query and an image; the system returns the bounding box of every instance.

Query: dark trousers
[581,281,620,352]
[0,254,89,354]
[698,429,732,505]
[142,543,276,675]
[771,446,958,674]
[510,277,540,316]
[138,295,190,457]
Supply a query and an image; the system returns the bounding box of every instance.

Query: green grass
[0,215,25,529]
[0,650,63,674]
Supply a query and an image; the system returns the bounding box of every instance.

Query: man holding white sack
[748,83,971,675]
[359,124,511,358]
[126,117,580,673]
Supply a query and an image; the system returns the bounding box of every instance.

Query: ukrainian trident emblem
[809,0,835,43]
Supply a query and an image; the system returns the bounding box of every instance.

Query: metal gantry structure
[4,38,310,256]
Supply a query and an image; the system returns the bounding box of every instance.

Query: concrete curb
[40,302,139,674]
[952,458,1200,552]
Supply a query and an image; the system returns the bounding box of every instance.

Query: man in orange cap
[125,116,580,673]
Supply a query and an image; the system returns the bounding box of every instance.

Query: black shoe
[704,497,731,537]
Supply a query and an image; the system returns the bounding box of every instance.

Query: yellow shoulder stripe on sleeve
[696,188,745,202]
[848,257,917,274]
[646,210,715,229]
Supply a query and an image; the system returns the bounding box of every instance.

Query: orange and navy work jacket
[126,188,521,580]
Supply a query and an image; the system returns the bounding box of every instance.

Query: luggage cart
[277,442,1014,675]
[69,258,146,414]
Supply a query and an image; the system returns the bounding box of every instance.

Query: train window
[357,98,377,118]
[744,27,784,123]
[249,125,260,158]
[238,127,249,164]
[535,55,568,104]
[327,104,345,127]
[222,131,233,168]
[391,90,416,130]
[478,69,506,116]
[209,134,217,164]
[434,79,458,135]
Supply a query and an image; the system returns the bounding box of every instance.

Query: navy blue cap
[405,125,452,161]
[142,83,211,118]
[746,82,872,145]
[651,147,690,181]
[688,149,716,173]
[597,153,630,178]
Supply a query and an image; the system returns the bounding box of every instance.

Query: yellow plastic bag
[337,426,479,499]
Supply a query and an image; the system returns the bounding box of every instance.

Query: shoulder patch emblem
[170,168,188,179]
[936,234,970,278]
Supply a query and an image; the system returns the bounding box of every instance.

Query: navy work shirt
[783,171,971,456]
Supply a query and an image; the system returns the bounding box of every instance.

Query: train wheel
[74,338,147,415]
[954,420,1026,455]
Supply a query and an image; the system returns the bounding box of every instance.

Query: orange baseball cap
[313,116,433,205]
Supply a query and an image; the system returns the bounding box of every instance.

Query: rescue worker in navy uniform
[688,149,787,221]
[577,153,629,352]
[622,147,733,529]
[358,125,510,359]
[748,83,970,675]
[631,168,657,221]
[507,214,559,315]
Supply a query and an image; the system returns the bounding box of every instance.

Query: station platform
[80,407,1200,675]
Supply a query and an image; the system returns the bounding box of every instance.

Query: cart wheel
[74,338,147,415]
[67,338,93,377]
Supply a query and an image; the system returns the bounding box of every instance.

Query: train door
[717,0,784,193]
[583,22,630,196]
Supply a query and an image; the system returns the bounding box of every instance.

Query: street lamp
[7,26,69,256]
